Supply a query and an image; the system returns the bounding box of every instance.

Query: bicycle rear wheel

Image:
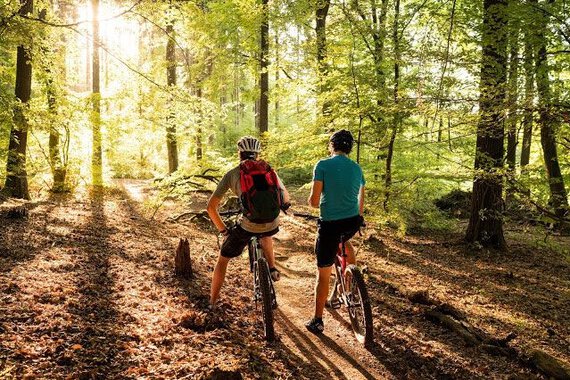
[256,257,275,342]
[326,265,342,309]
[247,240,255,272]
[345,264,374,346]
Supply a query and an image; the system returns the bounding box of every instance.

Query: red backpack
[239,160,282,223]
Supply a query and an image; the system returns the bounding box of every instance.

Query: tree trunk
[3,0,33,200]
[274,32,280,128]
[258,0,269,134]
[520,11,535,171]
[384,0,401,211]
[506,10,520,200]
[196,88,203,161]
[465,0,508,249]
[534,1,569,218]
[448,118,453,151]
[371,0,388,100]
[506,16,519,175]
[165,12,179,174]
[91,0,103,186]
[42,8,68,193]
[436,116,442,159]
[47,73,67,192]
[316,0,331,120]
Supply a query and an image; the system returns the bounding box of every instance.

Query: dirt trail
[266,217,386,380]
[1,180,568,379]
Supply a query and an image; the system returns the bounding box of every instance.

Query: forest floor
[1,179,569,380]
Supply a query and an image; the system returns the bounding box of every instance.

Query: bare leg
[344,240,356,265]
[210,255,230,305]
[314,265,333,318]
[259,236,275,268]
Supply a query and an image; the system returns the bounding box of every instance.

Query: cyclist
[207,136,290,307]
[305,129,365,334]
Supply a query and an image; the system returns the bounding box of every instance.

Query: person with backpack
[305,129,365,334]
[206,136,290,307]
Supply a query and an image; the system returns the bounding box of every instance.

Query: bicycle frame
[217,205,288,342]
[329,234,374,346]
[248,236,276,306]
[333,238,350,299]
[247,235,277,341]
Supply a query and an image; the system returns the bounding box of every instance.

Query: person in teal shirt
[305,129,365,334]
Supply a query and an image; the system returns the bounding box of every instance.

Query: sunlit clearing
[78,2,140,78]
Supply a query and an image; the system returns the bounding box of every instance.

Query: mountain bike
[247,234,277,342]
[327,233,374,346]
[218,207,288,342]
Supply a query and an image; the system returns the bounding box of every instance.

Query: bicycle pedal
[326,298,341,309]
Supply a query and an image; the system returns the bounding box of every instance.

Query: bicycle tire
[247,240,255,272]
[326,266,342,309]
[345,264,374,346]
[256,257,275,342]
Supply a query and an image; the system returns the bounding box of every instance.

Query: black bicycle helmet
[329,129,354,154]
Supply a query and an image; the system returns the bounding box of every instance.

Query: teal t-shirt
[313,154,365,221]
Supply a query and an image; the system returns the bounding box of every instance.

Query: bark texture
[258,0,269,134]
[316,0,331,119]
[465,0,508,249]
[165,14,179,174]
[175,238,193,279]
[4,0,34,200]
[520,8,535,171]
[534,1,569,218]
[91,0,103,186]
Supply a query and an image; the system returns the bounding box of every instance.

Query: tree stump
[175,238,193,279]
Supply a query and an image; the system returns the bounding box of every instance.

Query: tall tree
[316,0,331,120]
[258,0,269,134]
[47,74,67,192]
[534,0,568,218]
[505,4,520,195]
[165,4,179,173]
[3,0,33,200]
[91,0,103,186]
[384,0,401,210]
[42,6,69,192]
[274,32,280,128]
[466,0,508,248]
[520,7,535,174]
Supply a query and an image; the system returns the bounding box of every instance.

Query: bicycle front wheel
[256,257,275,342]
[345,264,374,346]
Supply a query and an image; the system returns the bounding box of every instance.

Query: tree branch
[18,0,143,28]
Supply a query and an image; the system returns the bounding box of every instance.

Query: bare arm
[277,175,291,204]
[308,180,323,208]
[206,194,227,233]
[359,186,365,215]
[282,186,291,204]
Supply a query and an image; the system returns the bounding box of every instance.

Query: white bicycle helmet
[237,136,261,153]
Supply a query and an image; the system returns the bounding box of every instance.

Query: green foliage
[263,127,327,186]
[0,0,567,238]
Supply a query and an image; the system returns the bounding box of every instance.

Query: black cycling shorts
[220,225,279,258]
[314,215,362,267]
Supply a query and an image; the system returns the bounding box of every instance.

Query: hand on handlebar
[220,224,237,237]
[281,202,291,213]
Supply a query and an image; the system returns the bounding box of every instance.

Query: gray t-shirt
[213,165,284,233]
